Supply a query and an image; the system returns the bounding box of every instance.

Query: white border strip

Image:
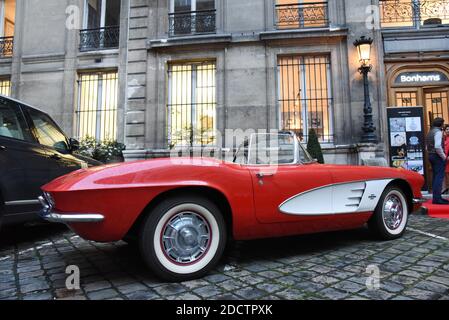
[408,228,449,241]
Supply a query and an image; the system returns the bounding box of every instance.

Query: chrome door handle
[256,172,275,179]
[0,145,6,151]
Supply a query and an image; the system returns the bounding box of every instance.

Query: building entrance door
[424,88,449,191]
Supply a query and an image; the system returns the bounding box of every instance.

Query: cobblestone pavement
[1,215,448,300]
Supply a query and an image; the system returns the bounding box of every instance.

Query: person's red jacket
[445,136,449,172]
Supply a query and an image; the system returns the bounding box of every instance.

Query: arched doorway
[388,65,449,131]
[386,64,449,190]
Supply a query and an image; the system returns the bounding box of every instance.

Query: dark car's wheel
[368,186,409,240]
[139,195,227,282]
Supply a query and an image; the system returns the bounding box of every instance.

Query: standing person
[426,118,449,205]
[443,124,449,194]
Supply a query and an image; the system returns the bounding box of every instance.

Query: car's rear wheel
[368,186,409,240]
[139,195,227,282]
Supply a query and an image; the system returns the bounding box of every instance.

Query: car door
[245,133,334,224]
[248,164,334,224]
[24,107,86,180]
[0,98,49,219]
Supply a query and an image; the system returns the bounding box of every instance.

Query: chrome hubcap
[162,212,211,264]
[383,194,404,230]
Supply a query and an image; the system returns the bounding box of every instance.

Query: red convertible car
[39,132,425,281]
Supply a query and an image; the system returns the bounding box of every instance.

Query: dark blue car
[0,95,100,227]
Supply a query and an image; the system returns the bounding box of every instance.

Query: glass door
[424,88,449,191]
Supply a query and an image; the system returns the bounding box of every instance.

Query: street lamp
[354,36,378,144]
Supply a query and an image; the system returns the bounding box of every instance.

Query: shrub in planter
[100,139,126,163]
[77,136,126,164]
[306,129,324,164]
[77,136,101,160]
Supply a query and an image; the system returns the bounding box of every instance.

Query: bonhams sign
[395,71,449,84]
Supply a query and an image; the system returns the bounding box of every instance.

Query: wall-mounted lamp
[354,36,373,68]
[353,36,378,144]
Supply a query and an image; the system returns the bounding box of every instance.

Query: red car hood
[42,157,231,192]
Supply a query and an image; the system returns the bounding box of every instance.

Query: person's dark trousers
[429,153,446,202]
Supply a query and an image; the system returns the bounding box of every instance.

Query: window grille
[75,71,118,141]
[395,92,418,107]
[0,78,11,96]
[275,1,328,29]
[167,62,216,147]
[278,55,333,143]
[380,0,449,28]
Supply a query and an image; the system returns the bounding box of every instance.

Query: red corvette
[39,132,425,281]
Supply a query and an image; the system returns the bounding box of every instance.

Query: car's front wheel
[368,186,409,240]
[139,195,227,282]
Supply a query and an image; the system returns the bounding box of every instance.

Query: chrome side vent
[345,184,366,208]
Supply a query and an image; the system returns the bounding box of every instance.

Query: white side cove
[279,179,393,216]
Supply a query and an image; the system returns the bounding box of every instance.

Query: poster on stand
[387,106,427,190]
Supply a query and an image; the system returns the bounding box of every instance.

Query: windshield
[233,132,314,165]
[298,141,314,164]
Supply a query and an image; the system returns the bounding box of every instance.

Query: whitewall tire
[139,195,226,281]
[368,186,409,240]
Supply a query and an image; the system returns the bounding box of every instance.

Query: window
[395,91,418,107]
[426,90,449,121]
[380,0,449,28]
[169,0,216,36]
[28,108,70,152]
[0,0,14,57]
[0,98,31,141]
[80,0,120,51]
[84,0,120,29]
[275,0,328,29]
[167,61,216,147]
[278,55,333,143]
[248,133,297,165]
[76,71,118,141]
[0,78,11,96]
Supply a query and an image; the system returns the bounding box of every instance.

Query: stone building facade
[1,0,448,167]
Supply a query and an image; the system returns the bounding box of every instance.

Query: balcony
[168,9,216,37]
[79,26,120,52]
[0,37,13,57]
[275,2,329,29]
[380,0,449,29]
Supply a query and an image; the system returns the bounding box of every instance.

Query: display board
[387,106,427,189]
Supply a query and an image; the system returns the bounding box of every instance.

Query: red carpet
[423,200,449,219]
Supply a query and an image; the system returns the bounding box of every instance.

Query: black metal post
[359,65,378,143]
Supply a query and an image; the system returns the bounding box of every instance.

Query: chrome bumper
[413,198,427,204]
[38,195,104,223]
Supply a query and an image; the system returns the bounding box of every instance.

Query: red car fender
[43,158,258,242]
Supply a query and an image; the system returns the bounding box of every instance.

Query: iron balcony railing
[169,9,216,37]
[0,37,13,57]
[380,0,449,28]
[275,2,329,29]
[79,26,120,52]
